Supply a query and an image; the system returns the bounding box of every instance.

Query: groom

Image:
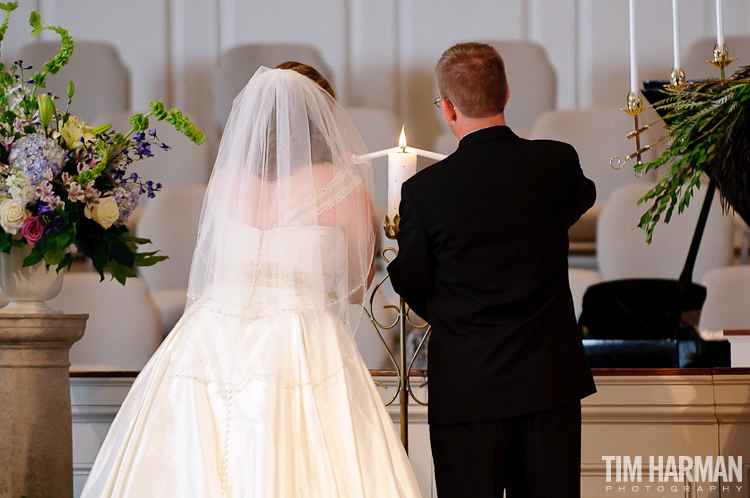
[388,42,597,497]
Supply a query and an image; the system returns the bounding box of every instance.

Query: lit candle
[715,0,724,48]
[403,146,447,162]
[387,125,417,222]
[628,0,639,95]
[672,0,681,70]
[353,146,400,162]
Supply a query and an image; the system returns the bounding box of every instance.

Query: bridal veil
[185,66,376,330]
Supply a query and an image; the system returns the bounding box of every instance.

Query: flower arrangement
[0,3,205,283]
[635,66,750,243]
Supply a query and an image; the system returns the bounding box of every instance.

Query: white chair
[214,44,333,130]
[346,107,402,212]
[597,182,734,282]
[683,35,750,81]
[483,40,556,136]
[530,107,662,244]
[135,186,206,334]
[15,41,129,121]
[568,268,603,319]
[48,272,162,371]
[699,266,750,332]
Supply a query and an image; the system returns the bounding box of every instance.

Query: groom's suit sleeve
[566,146,596,227]
[387,182,434,322]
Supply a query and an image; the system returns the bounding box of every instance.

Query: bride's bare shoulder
[311,162,337,187]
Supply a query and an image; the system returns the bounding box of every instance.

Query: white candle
[353,146,400,163]
[628,0,639,95]
[715,0,724,48]
[403,146,447,162]
[387,126,417,221]
[672,0,681,70]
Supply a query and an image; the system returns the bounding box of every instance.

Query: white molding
[567,0,579,109]
[593,375,714,386]
[167,0,185,108]
[583,405,718,424]
[217,0,237,56]
[576,0,594,108]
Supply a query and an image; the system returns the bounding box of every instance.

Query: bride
[81,63,422,497]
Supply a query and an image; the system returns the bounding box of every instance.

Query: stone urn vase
[0,245,64,314]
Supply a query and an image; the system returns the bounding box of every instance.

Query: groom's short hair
[435,42,507,118]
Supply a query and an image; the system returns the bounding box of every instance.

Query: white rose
[86,196,119,229]
[0,198,29,235]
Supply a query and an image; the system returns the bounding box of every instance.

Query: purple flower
[159,142,170,150]
[137,143,153,158]
[133,131,146,142]
[148,128,157,138]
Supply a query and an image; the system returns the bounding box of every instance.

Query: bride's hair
[275,61,336,99]
[265,61,335,171]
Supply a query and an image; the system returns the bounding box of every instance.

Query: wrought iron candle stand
[362,216,431,453]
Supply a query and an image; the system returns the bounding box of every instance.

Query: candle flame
[398,124,407,149]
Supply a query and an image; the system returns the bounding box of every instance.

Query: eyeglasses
[435,96,457,111]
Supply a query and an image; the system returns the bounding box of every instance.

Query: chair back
[482,40,556,135]
[16,40,130,120]
[699,266,750,331]
[214,44,333,130]
[530,107,659,203]
[135,186,206,293]
[49,273,162,371]
[597,182,734,282]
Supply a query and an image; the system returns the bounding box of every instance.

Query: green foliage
[29,11,74,77]
[0,7,200,285]
[0,2,17,60]
[635,70,750,243]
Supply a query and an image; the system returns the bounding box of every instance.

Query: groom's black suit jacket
[388,126,597,425]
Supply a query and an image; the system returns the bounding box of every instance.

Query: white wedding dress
[81,221,422,497]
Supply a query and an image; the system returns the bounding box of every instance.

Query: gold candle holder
[707,43,735,74]
[610,91,651,176]
[669,67,686,88]
[384,214,400,240]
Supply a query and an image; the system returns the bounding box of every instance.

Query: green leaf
[111,236,136,267]
[134,251,168,267]
[28,11,41,36]
[0,232,12,253]
[43,246,66,266]
[125,235,152,245]
[37,94,55,127]
[91,123,111,135]
[22,247,44,267]
[0,3,20,13]
[107,259,136,285]
[55,228,74,249]
[129,113,148,131]
[57,252,74,273]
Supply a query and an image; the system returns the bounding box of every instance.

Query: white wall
[5,0,750,150]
